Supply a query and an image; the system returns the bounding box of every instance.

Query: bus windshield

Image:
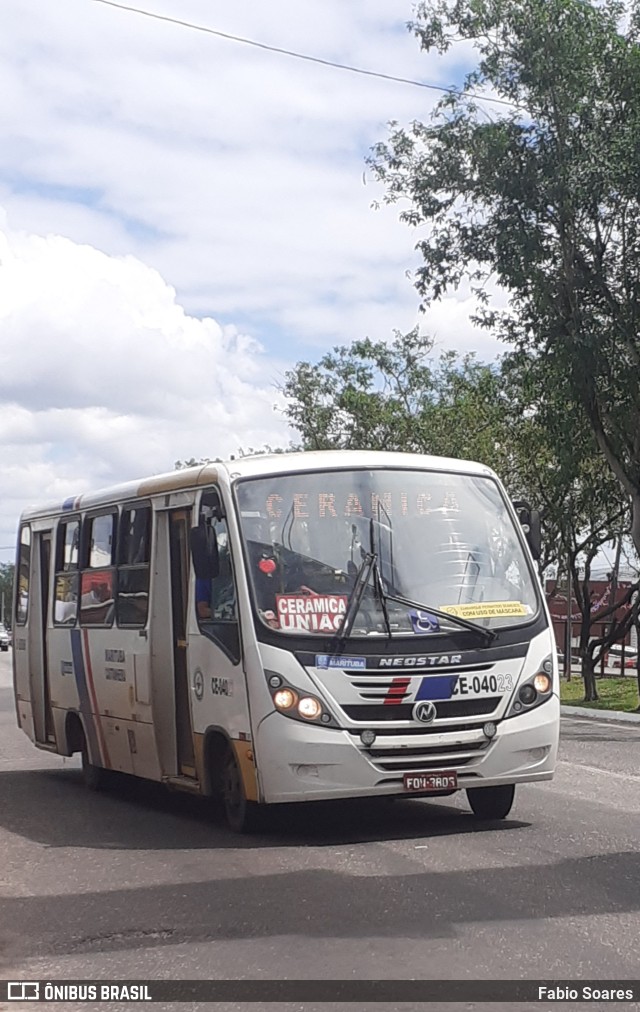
[235,468,540,638]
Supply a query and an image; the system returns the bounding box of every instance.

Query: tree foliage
[0,563,14,626]
[368,0,640,553]
[283,329,509,464]
[174,447,287,470]
[283,330,633,699]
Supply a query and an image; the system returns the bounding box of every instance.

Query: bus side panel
[13,525,39,745]
[13,630,35,743]
[127,721,163,780]
[85,627,161,780]
[47,625,133,773]
[84,628,136,776]
[148,510,179,779]
[187,628,252,743]
[48,627,82,714]
[47,625,163,778]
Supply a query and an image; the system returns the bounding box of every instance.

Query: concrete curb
[561,704,640,725]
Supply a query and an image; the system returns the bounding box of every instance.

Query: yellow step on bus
[12,450,559,832]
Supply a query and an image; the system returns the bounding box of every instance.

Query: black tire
[221,747,261,833]
[80,727,108,791]
[467,784,515,820]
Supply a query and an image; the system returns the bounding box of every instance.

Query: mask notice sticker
[439,601,528,620]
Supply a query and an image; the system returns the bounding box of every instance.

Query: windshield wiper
[331,551,393,650]
[332,555,494,647]
[366,508,491,642]
[333,551,376,649]
[381,588,496,644]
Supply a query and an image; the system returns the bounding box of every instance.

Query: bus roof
[19,450,497,521]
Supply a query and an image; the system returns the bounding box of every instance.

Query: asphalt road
[2,649,640,1012]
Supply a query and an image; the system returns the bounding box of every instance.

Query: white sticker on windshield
[440,601,528,620]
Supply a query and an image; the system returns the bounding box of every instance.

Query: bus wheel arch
[66,712,108,792]
[64,711,85,756]
[202,729,229,797]
[203,728,261,833]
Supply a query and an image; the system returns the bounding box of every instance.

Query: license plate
[450,673,514,698]
[403,771,458,792]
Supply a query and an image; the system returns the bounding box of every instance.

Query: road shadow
[2,849,640,959]
[0,766,528,850]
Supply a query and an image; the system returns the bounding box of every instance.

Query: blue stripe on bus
[415,675,458,701]
[62,497,76,511]
[70,628,101,763]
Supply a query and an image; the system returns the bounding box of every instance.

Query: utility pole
[607,536,623,671]
[565,562,573,680]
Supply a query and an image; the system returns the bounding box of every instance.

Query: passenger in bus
[195,544,236,622]
[196,577,212,620]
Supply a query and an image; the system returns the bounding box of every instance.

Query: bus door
[168,509,196,777]
[31,530,55,744]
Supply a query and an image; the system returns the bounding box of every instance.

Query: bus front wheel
[466,784,515,820]
[221,747,261,834]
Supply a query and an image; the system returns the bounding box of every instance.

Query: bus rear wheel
[466,784,515,820]
[221,747,261,833]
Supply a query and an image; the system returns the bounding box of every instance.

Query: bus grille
[362,739,490,773]
[342,698,500,722]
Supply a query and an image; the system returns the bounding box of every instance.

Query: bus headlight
[533,673,551,694]
[505,657,554,719]
[298,696,322,720]
[264,670,338,727]
[274,688,297,711]
[519,684,537,705]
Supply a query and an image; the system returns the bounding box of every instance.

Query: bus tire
[466,784,515,820]
[80,728,108,792]
[221,747,261,833]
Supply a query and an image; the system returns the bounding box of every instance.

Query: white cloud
[0,222,290,556]
[0,0,508,561]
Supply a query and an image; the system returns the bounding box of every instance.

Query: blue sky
[0,0,504,561]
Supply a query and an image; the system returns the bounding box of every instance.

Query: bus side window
[80,512,116,627]
[54,518,80,626]
[16,525,31,625]
[196,492,240,663]
[117,504,152,628]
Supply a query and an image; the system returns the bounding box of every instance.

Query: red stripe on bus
[82,628,111,769]
[384,677,411,704]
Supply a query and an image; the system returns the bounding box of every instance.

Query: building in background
[545,579,637,668]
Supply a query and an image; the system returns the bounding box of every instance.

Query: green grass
[560,676,640,713]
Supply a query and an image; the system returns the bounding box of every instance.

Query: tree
[0,563,14,627]
[283,329,512,465]
[174,447,287,470]
[368,0,640,555]
[499,350,633,698]
[283,331,632,699]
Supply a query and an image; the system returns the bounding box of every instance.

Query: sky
[0,0,505,563]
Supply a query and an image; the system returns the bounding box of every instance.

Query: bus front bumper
[255,695,560,804]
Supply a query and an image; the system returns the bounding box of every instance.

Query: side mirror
[527,509,542,561]
[190,523,220,579]
[512,500,542,562]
